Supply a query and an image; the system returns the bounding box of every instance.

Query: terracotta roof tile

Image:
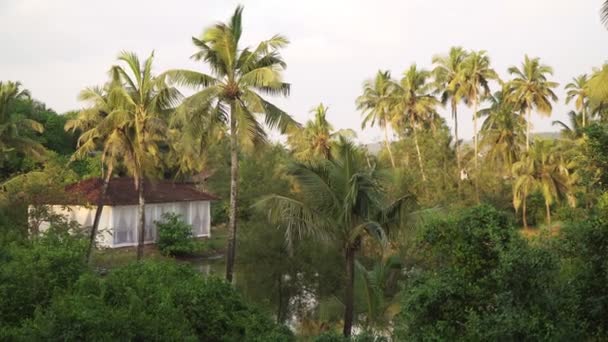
[62,177,218,206]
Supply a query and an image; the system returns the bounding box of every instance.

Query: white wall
[37,201,211,248]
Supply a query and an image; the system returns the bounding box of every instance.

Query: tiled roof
[62,177,218,206]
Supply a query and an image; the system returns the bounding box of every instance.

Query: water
[182,255,340,335]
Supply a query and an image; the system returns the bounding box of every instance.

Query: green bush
[313,331,388,342]
[17,261,293,341]
[155,212,195,256]
[555,216,608,339]
[0,222,88,331]
[394,205,573,341]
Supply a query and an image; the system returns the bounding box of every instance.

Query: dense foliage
[0,227,292,341]
[3,3,608,340]
[155,212,196,256]
[395,206,570,340]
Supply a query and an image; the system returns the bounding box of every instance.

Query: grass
[520,221,562,239]
[92,224,230,270]
[193,224,228,256]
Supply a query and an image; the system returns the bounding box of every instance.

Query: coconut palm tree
[512,140,576,227]
[565,74,590,128]
[392,64,439,181]
[479,90,526,177]
[161,6,298,282]
[456,50,498,170]
[65,80,132,263]
[259,138,388,337]
[432,47,468,175]
[512,154,534,228]
[106,51,181,260]
[587,64,608,112]
[355,255,401,333]
[289,103,334,160]
[357,70,397,167]
[64,84,117,262]
[0,81,45,165]
[552,110,585,140]
[507,55,559,151]
[602,1,608,28]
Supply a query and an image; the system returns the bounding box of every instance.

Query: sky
[1,0,607,144]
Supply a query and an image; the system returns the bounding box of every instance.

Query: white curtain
[191,202,202,236]
[144,205,155,242]
[113,205,136,245]
[111,201,211,246]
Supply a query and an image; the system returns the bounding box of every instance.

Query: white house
[36,177,217,248]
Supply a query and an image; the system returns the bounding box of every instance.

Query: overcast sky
[1,0,607,143]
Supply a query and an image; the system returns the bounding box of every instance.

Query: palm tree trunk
[343,243,356,337]
[582,107,586,128]
[526,108,531,151]
[413,126,426,181]
[545,201,551,225]
[225,102,239,283]
[453,102,461,191]
[522,193,528,229]
[136,177,146,261]
[383,125,395,168]
[473,99,479,170]
[86,166,113,264]
[473,99,480,203]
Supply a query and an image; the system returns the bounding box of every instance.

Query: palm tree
[432,47,468,175]
[457,50,498,170]
[587,64,608,111]
[289,103,334,160]
[392,64,439,181]
[552,110,584,139]
[162,6,298,282]
[512,153,535,229]
[357,70,396,167]
[355,255,401,333]
[507,55,559,151]
[479,90,526,177]
[65,80,128,263]
[602,1,608,28]
[107,51,181,260]
[0,81,45,164]
[259,138,388,337]
[565,74,589,127]
[512,140,576,227]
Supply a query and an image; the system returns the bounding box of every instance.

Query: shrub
[17,261,293,341]
[555,216,608,339]
[394,205,572,341]
[155,212,195,256]
[313,331,388,342]
[0,222,88,331]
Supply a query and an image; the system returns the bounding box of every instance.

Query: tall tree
[565,74,590,127]
[552,110,585,140]
[260,138,388,337]
[357,70,397,167]
[457,50,498,170]
[288,103,348,160]
[392,64,439,181]
[479,90,525,177]
[507,55,558,151]
[602,1,608,28]
[108,51,181,260]
[65,81,128,263]
[586,64,608,121]
[0,81,45,165]
[432,47,468,175]
[512,140,576,228]
[162,6,298,282]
